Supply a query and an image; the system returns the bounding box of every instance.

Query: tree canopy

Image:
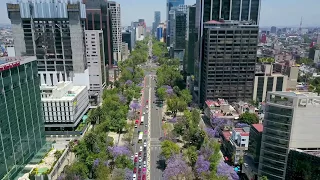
[160,140,180,159]
[239,112,259,125]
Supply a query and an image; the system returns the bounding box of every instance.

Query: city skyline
[1,0,320,28]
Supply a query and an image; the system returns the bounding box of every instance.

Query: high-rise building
[154,11,161,34]
[0,56,46,179]
[166,0,185,46]
[258,91,320,179]
[41,81,89,132]
[122,31,133,52]
[121,42,129,60]
[83,0,114,68]
[199,20,258,103]
[108,1,122,62]
[85,30,107,104]
[270,26,277,34]
[185,5,197,75]
[7,1,88,87]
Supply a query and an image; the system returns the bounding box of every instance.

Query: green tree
[64,162,89,179]
[160,140,180,159]
[239,112,259,125]
[179,89,192,104]
[95,164,111,180]
[84,132,98,151]
[296,57,313,65]
[167,96,180,115]
[157,87,167,101]
[260,176,268,180]
[184,146,198,167]
[259,57,275,63]
[114,155,134,169]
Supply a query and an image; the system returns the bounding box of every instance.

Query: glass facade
[259,104,293,179]
[185,6,197,75]
[0,61,45,179]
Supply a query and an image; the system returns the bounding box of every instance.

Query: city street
[131,39,164,180]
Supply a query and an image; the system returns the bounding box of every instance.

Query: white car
[134,153,138,157]
[143,112,145,115]
[143,161,147,168]
[131,155,134,161]
[133,174,136,180]
[135,124,138,128]
[144,142,147,147]
[146,106,148,109]
[139,146,143,152]
[139,157,142,162]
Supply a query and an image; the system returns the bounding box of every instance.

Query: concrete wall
[10,12,26,56]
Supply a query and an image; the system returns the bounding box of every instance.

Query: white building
[85,30,106,105]
[122,42,129,60]
[41,81,89,132]
[108,1,122,62]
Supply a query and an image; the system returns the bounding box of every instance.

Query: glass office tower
[0,57,45,179]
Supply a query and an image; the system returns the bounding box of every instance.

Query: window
[242,139,246,141]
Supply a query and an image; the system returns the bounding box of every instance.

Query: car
[143,142,147,147]
[142,174,146,180]
[143,161,146,167]
[139,146,143,152]
[139,164,142,169]
[146,106,148,109]
[244,163,248,168]
[133,173,136,180]
[135,124,138,128]
[145,124,148,127]
[134,157,138,163]
[135,153,138,157]
[138,175,141,180]
[133,167,137,173]
[131,155,134,161]
[143,155,146,161]
[142,168,146,172]
[138,152,142,156]
[139,157,142,162]
[143,112,145,115]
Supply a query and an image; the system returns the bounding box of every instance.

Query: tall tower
[166,0,185,46]
[108,1,122,62]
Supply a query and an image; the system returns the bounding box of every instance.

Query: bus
[138,132,143,143]
[140,116,144,125]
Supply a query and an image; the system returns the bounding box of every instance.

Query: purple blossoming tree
[235,123,249,128]
[107,146,132,158]
[217,161,239,180]
[167,117,177,123]
[205,127,218,139]
[198,144,214,160]
[195,155,210,176]
[130,102,141,111]
[125,168,133,180]
[166,88,174,96]
[93,158,100,168]
[125,80,133,86]
[163,154,193,180]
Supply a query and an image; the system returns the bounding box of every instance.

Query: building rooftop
[270,91,319,98]
[234,127,250,136]
[252,123,263,133]
[293,148,320,157]
[41,81,86,101]
[0,56,36,72]
[222,131,232,141]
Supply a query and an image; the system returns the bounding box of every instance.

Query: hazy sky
[1,0,320,27]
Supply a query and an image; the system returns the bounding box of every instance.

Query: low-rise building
[41,81,89,133]
[204,99,239,121]
[221,127,250,165]
[253,64,288,102]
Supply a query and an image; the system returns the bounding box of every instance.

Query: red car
[146,100,148,104]
[138,152,142,156]
[138,175,142,180]
[133,167,137,173]
[142,174,146,180]
[134,157,138,162]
